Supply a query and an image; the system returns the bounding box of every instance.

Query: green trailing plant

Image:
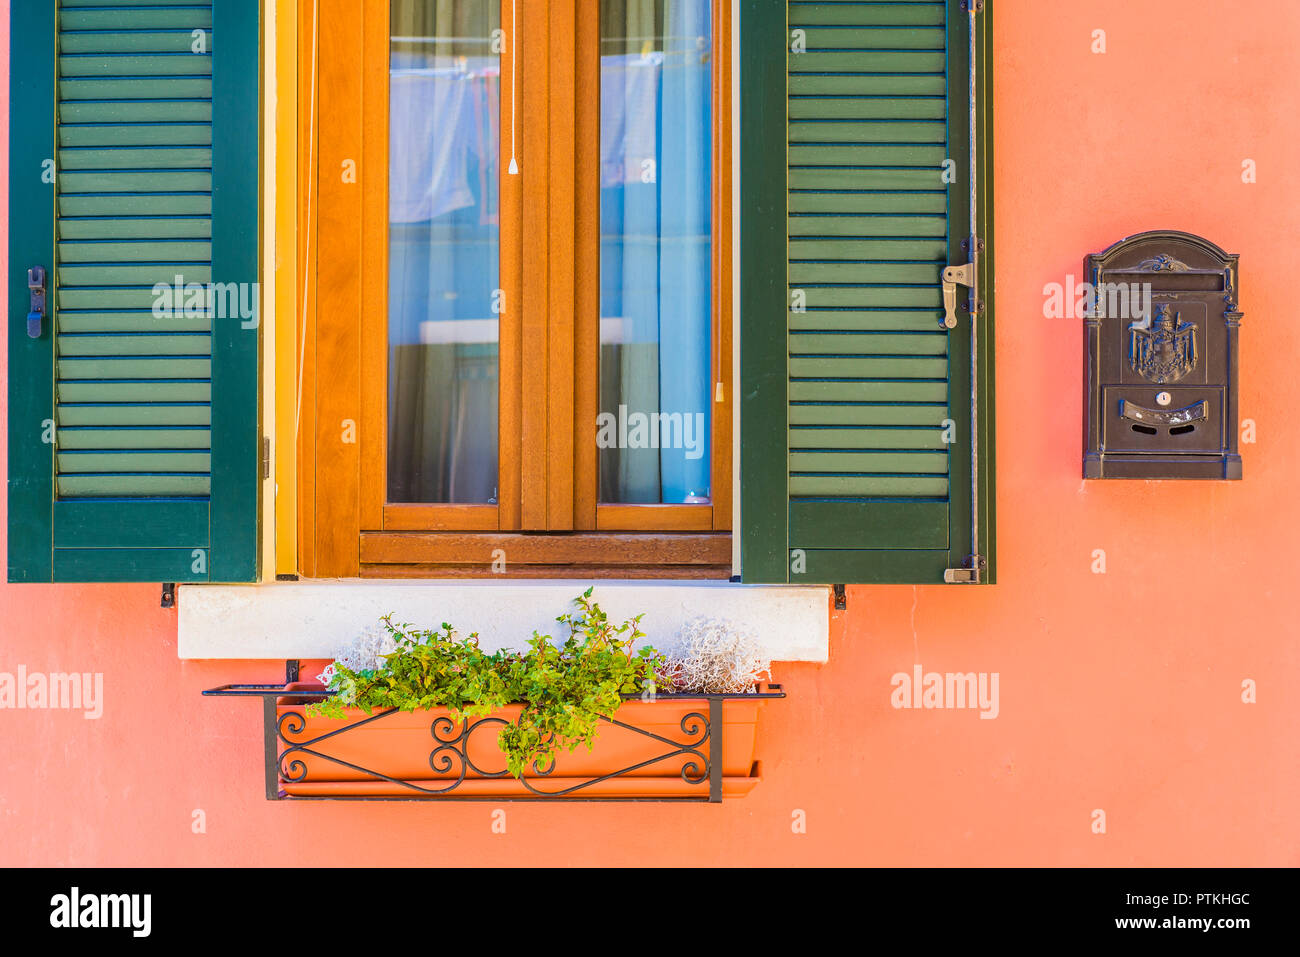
[310,589,667,777]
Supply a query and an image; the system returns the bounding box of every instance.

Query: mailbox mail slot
[1084,231,1242,480]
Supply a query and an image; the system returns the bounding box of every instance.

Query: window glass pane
[388,0,500,504]
[598,0,713,505]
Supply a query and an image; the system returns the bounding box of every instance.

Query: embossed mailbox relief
[1084,230,1242,480]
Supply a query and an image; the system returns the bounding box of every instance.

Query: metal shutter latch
[940,263,975,330]
[26,266,46,339]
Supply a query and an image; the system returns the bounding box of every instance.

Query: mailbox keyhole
[1131,424,1158,436]
[1169,424,1196,436]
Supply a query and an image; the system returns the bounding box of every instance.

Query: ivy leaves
[311,590,666,778]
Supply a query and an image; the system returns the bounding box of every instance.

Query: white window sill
[177,580,830,662]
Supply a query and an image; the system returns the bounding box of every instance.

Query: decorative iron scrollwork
[202,680,786,803]
[274,705,715,798]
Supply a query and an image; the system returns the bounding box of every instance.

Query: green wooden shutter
[740,0,994,585]
[8,0,260,583]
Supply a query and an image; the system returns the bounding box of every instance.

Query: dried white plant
[315,623,400,686]
[666,617,771,694]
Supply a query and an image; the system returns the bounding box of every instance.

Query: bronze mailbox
[1084,230,1242,480]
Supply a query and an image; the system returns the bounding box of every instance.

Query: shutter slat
[790,430,949,451]
[57,404,211,426]
[799,287,943,308]
[60,100,213,123]
[58,429,212,450]
[789,74,945,95]
[58,147,213,169]
[790,193,947,214]
[788,52,945,72]
[57,476,211,497]
[790,357,948,378]
[789,404,948,426]
[59,217,212,240]
[59,288,211,309]
[60,54,213,78]
[59,240,213,262]
[788,215,947,237]
[789,380,948,402]
[794,28,946,49]
[788,120,946,143]
[789,476,950,497]
[789,332,948,355]
[790,237,946,257]
[57,313,213,333]
[57,382,212,403]
[60,172,212,192]
[57,357,212,379]
[790,168,942,189]
[788,263,942,283]
[789,310,945,331]
[789,2,946,27]
[57,334,213,356]
[62,10,213,30]
[790,450,949,471]
[789,97,946,121]
[59,265,212,285]
[61,78,212,99]
[789,144,947,166]
[60,124,213,147]
[60,31,213,55]
[57,451,211,473]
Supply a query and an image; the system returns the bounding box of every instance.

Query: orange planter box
[274,684,779,800]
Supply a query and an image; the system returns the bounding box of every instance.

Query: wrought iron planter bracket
[204,665,785,803]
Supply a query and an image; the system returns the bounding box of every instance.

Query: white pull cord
[294,0,320,447]
[507,0,519,174]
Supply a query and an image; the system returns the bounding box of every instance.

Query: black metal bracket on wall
[203,665,784,804]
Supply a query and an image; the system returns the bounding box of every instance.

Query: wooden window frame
[297,0,733,578]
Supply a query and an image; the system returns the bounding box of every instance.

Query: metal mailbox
[1084,230,1242,480]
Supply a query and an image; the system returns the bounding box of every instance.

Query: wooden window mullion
[545,0,578,530]
[519,0,552,530]
[573,0,601,531]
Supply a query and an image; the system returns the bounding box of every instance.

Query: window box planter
[205,674,785,802]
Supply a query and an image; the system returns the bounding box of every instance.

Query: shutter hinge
[261,436,271,480]
[833,584,846,610]
[960,0,984,11]
[161,582,176,608]
[944,555,986,585]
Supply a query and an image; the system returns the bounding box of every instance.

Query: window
[5,0,993,587]
[300,0,733,578]
[387,2,501,507]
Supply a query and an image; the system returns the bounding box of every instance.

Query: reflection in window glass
[598,1,713,504]
[387,0,500,504]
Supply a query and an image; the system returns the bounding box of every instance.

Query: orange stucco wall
[2,1,1296,866]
